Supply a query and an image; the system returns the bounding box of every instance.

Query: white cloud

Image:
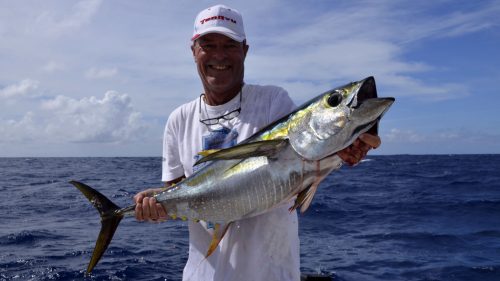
[407,2,500,41]
[379,76,469,101]
[43,61,65,73]
[384,127,500,145]
[246,1,498,101]
[0,79,39,99]
[385,128,427,143]
[0,112,37,142]
[32,0,102,37]
[40,91,147,143]
[0,90,148,144]
[85,67,118,79]
[0,1,499,155]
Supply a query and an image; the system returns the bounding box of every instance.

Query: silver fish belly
[155,142,342,223]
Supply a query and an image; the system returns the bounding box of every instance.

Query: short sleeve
[268,87,296,123]
[161,112,185,182]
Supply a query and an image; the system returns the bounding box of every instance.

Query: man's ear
[191,44,197,62]
[243,41,249,60]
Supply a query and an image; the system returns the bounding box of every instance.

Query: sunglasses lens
[203,118,219,125]
[222,109,240,120]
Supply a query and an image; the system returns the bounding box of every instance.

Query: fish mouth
[348,96,394,148]
[323,96,394,160]
[349,77,392,136]
[322,97,395,159]
[351,97,395,132]
[356,76,378,103]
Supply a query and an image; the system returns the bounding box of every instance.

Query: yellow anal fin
[205,222,232,258]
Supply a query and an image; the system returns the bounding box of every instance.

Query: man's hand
[133,188,168,223]
[337,133,381,166]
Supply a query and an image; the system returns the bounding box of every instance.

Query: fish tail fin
[70,180,123,274]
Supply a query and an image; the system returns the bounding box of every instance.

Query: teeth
[211,65,229,70]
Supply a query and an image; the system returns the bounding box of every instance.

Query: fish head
[288,76,394,160]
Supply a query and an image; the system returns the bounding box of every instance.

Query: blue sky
[0,0,499,156]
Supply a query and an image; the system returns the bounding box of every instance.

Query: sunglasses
[199,91,242,126]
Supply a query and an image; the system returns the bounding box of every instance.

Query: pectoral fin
[289,161,329,213]
[289,183,320,213]
[300,182,320,213]
[194,139,288,166]
[206,222,232,258]
[197,149,220,158]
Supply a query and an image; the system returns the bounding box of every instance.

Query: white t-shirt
[162,84,300,281]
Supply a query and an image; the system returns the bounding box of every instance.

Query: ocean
[1,155,499,281]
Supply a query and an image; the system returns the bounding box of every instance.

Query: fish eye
[327,92,343,107]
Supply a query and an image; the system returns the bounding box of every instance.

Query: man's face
[192,33,249,98]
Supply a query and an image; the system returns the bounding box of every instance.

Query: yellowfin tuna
[71,76,395,273]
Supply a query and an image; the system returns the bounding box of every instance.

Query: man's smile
[208,64,231,71]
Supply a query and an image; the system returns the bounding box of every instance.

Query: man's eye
[201,44,215,50]
[225,44,240,52]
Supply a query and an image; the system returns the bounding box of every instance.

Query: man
[134,5,381,281]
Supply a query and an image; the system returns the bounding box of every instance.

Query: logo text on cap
[200,16,237,25]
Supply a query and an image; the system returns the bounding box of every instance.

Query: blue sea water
[1,155,499,281]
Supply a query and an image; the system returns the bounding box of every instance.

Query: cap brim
[192,27,245,42]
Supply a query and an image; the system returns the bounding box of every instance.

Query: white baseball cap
[191,5,246,42]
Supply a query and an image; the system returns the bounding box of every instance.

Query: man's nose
[212,45,228,60]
